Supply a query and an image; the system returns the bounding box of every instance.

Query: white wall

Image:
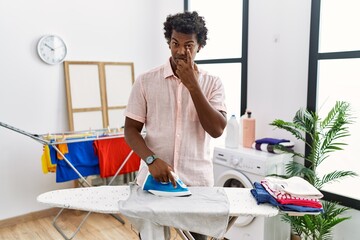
[248,0,310,153]
[248,1,360,239]
[0,0,182,220]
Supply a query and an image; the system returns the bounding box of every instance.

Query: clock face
[37,35,67,65]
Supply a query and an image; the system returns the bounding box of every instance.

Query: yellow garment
[41,145,56,174]
[56,143,69,160]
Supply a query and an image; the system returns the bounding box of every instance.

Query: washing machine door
[215,169,255,227]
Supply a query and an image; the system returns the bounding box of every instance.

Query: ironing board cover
[37,185,279,216]
[37,186,279,239]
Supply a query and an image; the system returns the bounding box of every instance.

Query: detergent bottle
[242,110,255,148]
[225,115,240,149]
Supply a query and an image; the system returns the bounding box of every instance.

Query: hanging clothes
[93,138,140,178]
[41,145,56,173]
[56,143,69,160]
[50,140,100,183]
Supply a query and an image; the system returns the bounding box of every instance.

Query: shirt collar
[163,57,203,81]
[164,58,176,79]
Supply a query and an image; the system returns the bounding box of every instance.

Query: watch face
[37,35,67,65]
[145,156,153,165]
[146,155,157,165]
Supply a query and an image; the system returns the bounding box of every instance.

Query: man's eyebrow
[171,38,195,44]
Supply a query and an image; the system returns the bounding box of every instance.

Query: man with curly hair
[124,11,227,240]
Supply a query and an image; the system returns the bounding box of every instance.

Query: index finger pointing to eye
[186,48,192,63]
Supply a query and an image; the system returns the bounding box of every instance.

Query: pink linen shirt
[125,59,227,187]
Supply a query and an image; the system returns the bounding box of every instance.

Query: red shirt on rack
[93,138,141,178]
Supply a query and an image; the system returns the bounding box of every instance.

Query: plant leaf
[270,119,306,142]
[319,170,358,188]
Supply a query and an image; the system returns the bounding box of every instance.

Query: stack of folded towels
[251,176,324,214]
[252,138,295,154]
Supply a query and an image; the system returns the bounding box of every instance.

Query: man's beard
[174,56,187,64]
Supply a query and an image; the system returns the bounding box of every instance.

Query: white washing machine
[213,146,292,240]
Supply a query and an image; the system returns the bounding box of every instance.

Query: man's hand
[175,49,199,90]
[148,158,177,187]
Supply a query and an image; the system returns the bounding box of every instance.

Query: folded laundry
[252,142,294,154]
[251,182,323,213]
[263,176,323,199]
[255,138,290,145]
[261,180,322,208]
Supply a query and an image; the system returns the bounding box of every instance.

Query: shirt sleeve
[209,76,227,114]
[124,76,146,123]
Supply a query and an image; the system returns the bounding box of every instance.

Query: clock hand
[44,43,54,51]
[54,45,65,49]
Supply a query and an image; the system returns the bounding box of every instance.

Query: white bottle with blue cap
[225,114,240,149]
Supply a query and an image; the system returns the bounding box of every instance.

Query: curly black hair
[163,11,208,47]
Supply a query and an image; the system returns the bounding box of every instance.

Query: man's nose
[177,47,186,55]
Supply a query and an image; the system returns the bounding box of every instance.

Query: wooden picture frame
[64,61,135,131]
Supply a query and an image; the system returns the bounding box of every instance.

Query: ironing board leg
[106,150,135,226]
[52,208,92,240]
[50,144,134,238]
[175,216,238,240]
[175,229,195,240]
[224,216,238,232]
[110,213,125,224]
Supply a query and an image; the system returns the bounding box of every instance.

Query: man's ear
[197,45,202,53]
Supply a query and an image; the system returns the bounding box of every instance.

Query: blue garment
[50,141,100,182]
[251,182,323,213]
[49,145,57,165]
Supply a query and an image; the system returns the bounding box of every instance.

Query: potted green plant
[270,101,358,240]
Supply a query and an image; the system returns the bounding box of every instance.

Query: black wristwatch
[145,155,158,165]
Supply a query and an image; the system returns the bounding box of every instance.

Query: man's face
[169,30,201,67]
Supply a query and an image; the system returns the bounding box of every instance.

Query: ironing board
[37,185,280,240]
[0,122,140,239]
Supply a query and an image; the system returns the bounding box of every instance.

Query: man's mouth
[175,57,187,63]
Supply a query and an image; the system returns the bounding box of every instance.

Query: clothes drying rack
[0,121,138,240]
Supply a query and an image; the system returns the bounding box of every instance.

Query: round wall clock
[37,35,67,65]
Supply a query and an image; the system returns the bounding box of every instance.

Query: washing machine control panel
[213,146,292,176]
